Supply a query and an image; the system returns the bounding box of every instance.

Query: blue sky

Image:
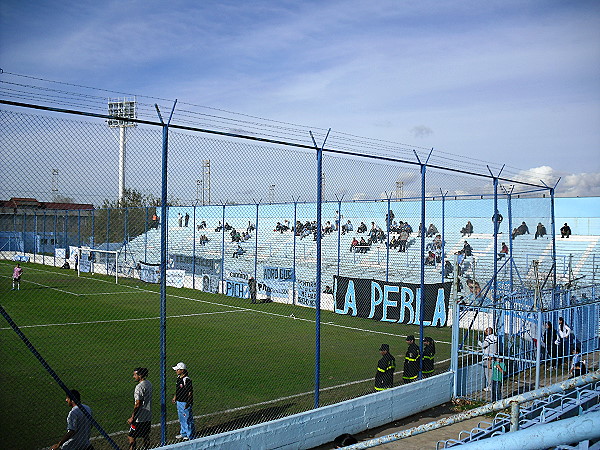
[1,0,599,197]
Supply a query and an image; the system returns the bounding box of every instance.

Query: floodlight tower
[202,160,211,205]
[51,169,59,201]
[395,181,404,200]
[108,98,137,202]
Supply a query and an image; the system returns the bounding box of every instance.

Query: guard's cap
[406,335,415,341]
[379,344,389,351]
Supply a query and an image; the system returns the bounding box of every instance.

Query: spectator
[51,389,93,450]
[232,245,245,258]
[569,346,587,378]
[461,221,473,237]
[491,355,506,402]
[184,213,190,227]
[535,222,547,239]
[323,285,334,294]
[388,235,398,250]
[512,221,530,240]
[556,316,573,367]
[561,223,572,238]
[443,260,453,279]
[128,367,152,450]
[350,237,359,252]
[456,240,472,257]
[172,362,195,441]
[397,229,409,252]
[357,222,367,233]
[497,242,509,261]
[341,220,353,235]
[358,237,369,253]
[543,321,559,367]
[426,223,439,238]
[178,213,183,227]
[478,328,498,392]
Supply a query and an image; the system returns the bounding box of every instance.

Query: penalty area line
[0,309,246,331]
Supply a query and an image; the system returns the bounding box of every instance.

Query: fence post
[156,100,176,446]
[535,310,543,389]
[221,204,225,290]
[510,400,520,431]
[144,206,148,264]
[42,210,47,265]
[254,202,259,282]
[310,129,330,409]
[550,187,557,307]
[386,194,391,283]
[192,205,196,290]
[293,200,297,305]
[337,197,342,278]
[22,211,26,255]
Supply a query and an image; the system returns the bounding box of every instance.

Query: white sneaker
[483,387,490,392]
[175,434,184,439]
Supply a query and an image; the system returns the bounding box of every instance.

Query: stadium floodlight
[108,98,137,203]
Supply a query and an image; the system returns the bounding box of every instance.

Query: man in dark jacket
[375,344,396,391]
[403,335,420,383]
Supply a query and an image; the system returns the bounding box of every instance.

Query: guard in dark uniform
[422,337,436,378]
[403,335,420,383]
[375,344,396,391]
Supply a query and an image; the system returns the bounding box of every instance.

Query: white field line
[1,262,452,345]
[1,274,81,296]
[0,310,245,331]
[90,357,453,442]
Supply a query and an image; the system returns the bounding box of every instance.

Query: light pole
[108,99,137,203]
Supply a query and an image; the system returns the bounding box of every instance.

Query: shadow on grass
[195,403,297,438]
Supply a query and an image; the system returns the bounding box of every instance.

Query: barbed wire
[0,69,562,187]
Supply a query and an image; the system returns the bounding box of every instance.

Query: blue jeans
[176,401,195,438]
[491,380,502,402]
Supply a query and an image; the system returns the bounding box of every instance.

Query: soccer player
[128,367,152,450]
[51,389,93,450]
[12,263,23,290]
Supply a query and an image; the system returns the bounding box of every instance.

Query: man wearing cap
[403,335,420,383]
[172,362,195,440]
[375,344,396,391]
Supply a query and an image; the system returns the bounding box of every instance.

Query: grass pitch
[0,260,452,449]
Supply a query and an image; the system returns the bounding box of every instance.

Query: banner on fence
[263,266,294,282]
[139,261,160,284]
[166,269,185,288]
[55,248,66,260]
[225,279,248,298]
[334,276,450,326]
[202,274,219,294]
[297,280,317,308]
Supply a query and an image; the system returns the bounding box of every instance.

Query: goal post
[77,247,120,284]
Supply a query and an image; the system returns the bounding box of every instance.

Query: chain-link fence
[1,92,597,450]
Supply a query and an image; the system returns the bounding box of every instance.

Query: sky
[1,0,599,198]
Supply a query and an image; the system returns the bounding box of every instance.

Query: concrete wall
[158,371,453,450]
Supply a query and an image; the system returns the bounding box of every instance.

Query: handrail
[344,371,599,449]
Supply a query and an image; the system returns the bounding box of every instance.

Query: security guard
[422,337,436,377]
[403,335,420,383]
[375,344,396,391]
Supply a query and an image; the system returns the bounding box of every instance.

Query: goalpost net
[77,247,120,284]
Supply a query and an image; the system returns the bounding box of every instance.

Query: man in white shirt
[479,327,498,392]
